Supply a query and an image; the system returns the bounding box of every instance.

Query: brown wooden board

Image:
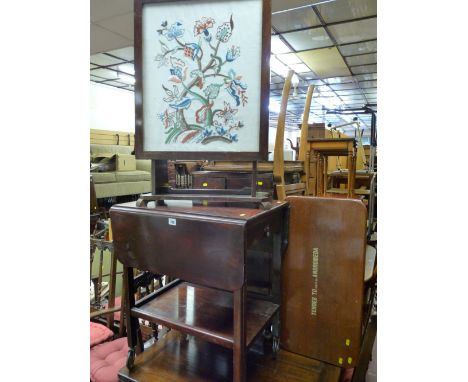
[192,171,274,193]
[91,129,135,146]
[118,329,341,382]
[306,123,326,140]
[110,201,287,291]
[281,196,367,368]
[131,281,278,349]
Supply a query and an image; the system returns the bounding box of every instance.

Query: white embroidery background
[142,0,264,153]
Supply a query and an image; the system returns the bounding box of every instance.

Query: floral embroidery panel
[142,0,263,153]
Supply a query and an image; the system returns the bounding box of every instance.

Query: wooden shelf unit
[118,330,341,382]
[110,201,289,382]
[131,281,279,349]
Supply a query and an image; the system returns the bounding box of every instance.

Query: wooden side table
[308,138,356,197]
[110,201,289,382]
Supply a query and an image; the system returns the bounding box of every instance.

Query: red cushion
[90,337,128,382]
[104,296,121,322]
[90,322,113,348]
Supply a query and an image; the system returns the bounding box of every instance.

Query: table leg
[347,150,354,197]
[323,156,328,195]
[317,155,323,196]
[271,232,282,304]
[107,248,117,328]
[233,286,246,382]
[124,266,143,369]
[272,311,280,358]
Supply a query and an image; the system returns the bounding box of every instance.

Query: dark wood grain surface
[118,330,341,382]
[281,196,367,368]
[192,171,274,194]
[131,282,278,348]
[110,201,287,291]
[113,200,286,221]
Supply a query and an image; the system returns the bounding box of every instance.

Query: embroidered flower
[183,43,201,60]
[216,126,227,136]
[202,128,213,138]
[225,69,248,106]
[225,46,240,62]
[162,84,179,103]
[194,17,215,36]
[154,15,247,146]
[190,69,204,88]
[203,83,223,99]
[168,57,187,83]
[216,102,238,124]
[195,102,213,124]
[158,109,176,129]
[169,67,182,81]
[226,80,248,106]
[164,22,184,41]
[216,15,233,43]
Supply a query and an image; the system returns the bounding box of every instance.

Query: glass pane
[276,53,302,65]
[307,79,324,85]
[352,64,377,74]
[335,89,362,96]
[105,80,131,88]
[318,91,336,97]
[106,46,134,61]
[289,63,311,73]
[316,0,377,23]
[270,56,290,77]
[90,68,119,80]
[317,84,333,92]
[271,35,292,54]
[338,40,377,56]
[272,0,313,13]
[91,75,105,81]
[324,76,355,84]
[270,83,284,91]
[363,88,377,94]
[270,75,284,84]
[339,95,365,102]
[282,28,333,51]
[297,46,351,78]
[346,53,377,66]
[90,53,125,66]
[327,18,377,45]
[302,71,319,80]
[272,7,321,32]
[330,83,359,90]
[342,102,365,108]
[359,80,377,88]
[354,73,377,81]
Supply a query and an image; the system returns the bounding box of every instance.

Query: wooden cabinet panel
[192,176,226,189]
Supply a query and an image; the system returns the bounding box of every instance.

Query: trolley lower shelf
[131,281,279,349]
[118,330,342,382]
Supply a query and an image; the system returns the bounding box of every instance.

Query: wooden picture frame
[134,0,271,160]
